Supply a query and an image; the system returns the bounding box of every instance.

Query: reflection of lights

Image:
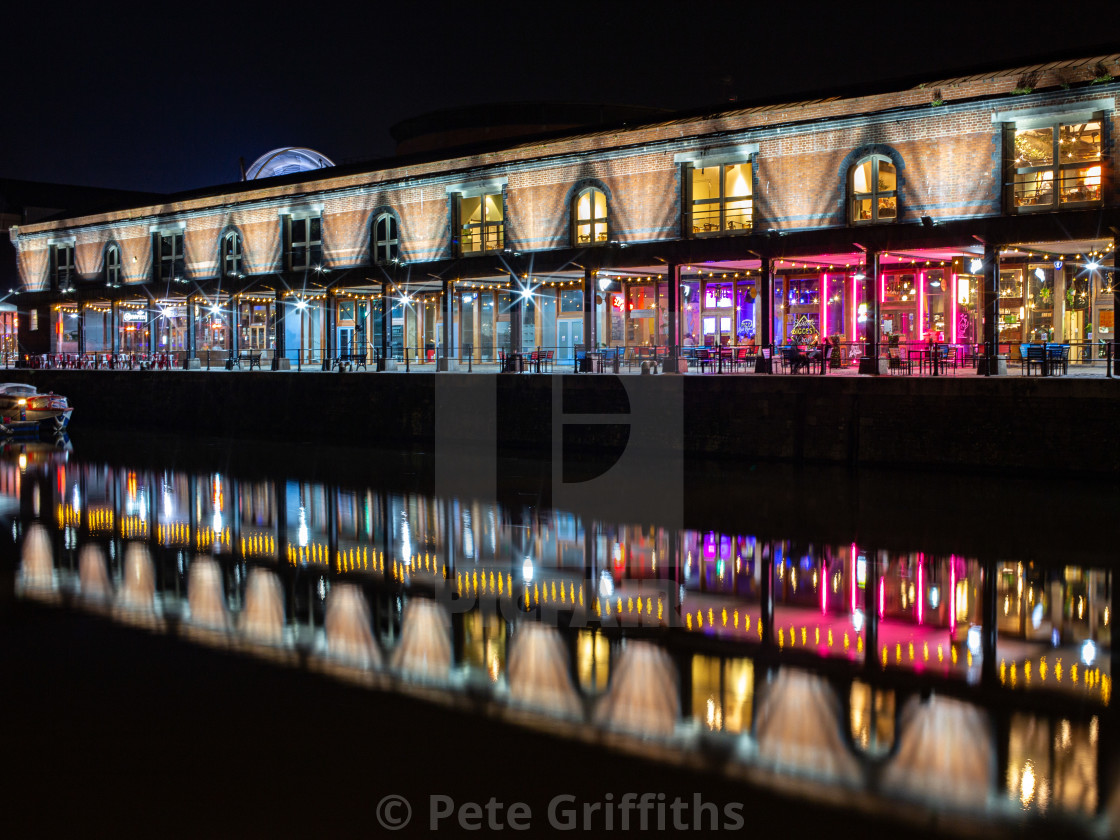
[967,625,982,657]
[522,557,533,582]
[851,609,864,633]
[1031,603,1044,629]
[598,571,614,599]
[72,484,81,514]
[400,511,412,563]
[929,586,940,609]
[18,453,27,470]
[1077,596,1085,619]
[297,504,309,547]
[1020,760,1036,807]
[705,697,722,730]
[1081,639,1097,666]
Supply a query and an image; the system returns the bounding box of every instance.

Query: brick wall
[10,55,1120,287]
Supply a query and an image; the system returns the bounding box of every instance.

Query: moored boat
[0,383,74,435]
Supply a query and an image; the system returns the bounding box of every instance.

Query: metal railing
[6,339,1118,377]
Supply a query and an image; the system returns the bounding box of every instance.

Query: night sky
[7,1,1120,195]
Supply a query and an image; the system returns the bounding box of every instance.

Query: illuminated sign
[122,311,147,322]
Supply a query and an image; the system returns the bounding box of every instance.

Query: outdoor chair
[1021,344,1046,375]
[887,346,912,375]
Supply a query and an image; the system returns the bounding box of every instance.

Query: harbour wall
[7,370,1119,476]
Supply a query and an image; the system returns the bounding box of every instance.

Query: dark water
[2,429,1116,836]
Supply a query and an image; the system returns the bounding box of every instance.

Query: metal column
[858,250,881,374]
[665,262,679,370]
[379,282,389,370]
[758,256,772,371]
[441,279,451,370]
[981,243,1000,375]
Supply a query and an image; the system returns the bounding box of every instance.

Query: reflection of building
[13,445,1114,822]
[9,55,1120,367]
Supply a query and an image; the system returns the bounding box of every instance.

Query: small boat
[0,383,74,435]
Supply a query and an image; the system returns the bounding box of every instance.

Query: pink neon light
[880,272,885,306]
[850,543,858,613]
[950,274,958,344]
[878,575,885,620]
[917,554,924,625]
[851,276,858,341]
[949,554,957,633]
[918,271,925,340]
[820,273,828,336]
[821,558,828,614]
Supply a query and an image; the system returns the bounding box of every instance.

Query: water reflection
[3,436,1116,833]
[18,523,56,593]
[753,669,859,781]
[114,543,157,619]
[594,641,679,737]
[323,584,381,669]
[239,568,285,646]
[507,623,581,717]
[77,544,112,603]
[186,558,230,631]
[883,695,993,807]
[391,597,452,680]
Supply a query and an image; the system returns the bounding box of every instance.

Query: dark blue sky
[8,1,1120,194]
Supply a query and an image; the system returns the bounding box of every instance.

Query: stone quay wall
[6,370,1119,477]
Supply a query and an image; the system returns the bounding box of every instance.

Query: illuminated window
[52,244,75,290]
[222,232,244,277]
[288,216,322,270]
[687,162,752,234]
[159,232,185,281]
[373,213,399,264]
[573,187,608,245]
[1012,120,1102,210]
[456,192,504,255]
[850,155,897,223]
[105,245,121,285]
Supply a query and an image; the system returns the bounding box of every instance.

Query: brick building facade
[9,53,1120,370]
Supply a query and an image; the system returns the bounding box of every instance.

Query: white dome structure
[244,147,334,180]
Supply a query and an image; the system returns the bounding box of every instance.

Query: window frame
[454,191,505,256]
[159,231,186,281]
[849,154,898,225]
[222,231,244,277]
[52,243,75,290]
[1009,118,1103,213]
[288,214,323,271]
[571,186,609,246]
[372,212,400,264]
[684,160,754,237]
[105,244,122,285]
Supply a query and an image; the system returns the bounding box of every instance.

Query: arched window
[222,231,244,277]
[573,187,608,245]
[373,213,399,263]
[105,245,121,285]
[850,155,897,223]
